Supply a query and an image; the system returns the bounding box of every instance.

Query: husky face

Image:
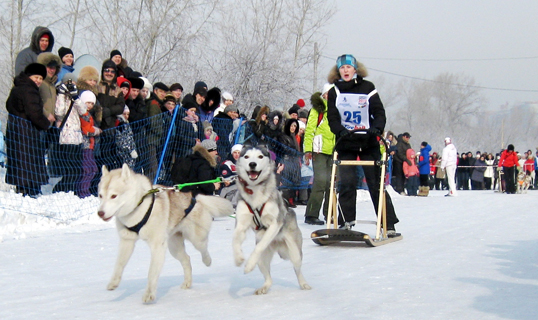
[97,164,139,221]
[237,145,273,186]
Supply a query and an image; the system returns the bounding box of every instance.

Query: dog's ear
[257,142,270,157]
[102,165,109,176]
[121,163,131,179]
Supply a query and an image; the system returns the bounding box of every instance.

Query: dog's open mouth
[248,170,261,181]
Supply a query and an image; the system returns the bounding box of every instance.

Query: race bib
[336,92,373,130]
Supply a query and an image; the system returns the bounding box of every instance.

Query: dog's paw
[234,254,245,267]
[142,289,156,303]
[254,286,269,295]
[244,259,256,274]
[180,280,192,289]
[202,254,212,267]
[107,279,120,291]
[300,283,312,290]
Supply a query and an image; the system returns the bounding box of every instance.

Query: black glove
[338,130,350,139]
[367,127,380,136]
[66,83,79,100]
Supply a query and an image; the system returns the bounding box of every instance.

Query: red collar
[238,177,253,195]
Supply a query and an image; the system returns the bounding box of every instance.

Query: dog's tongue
[248,171,260,180]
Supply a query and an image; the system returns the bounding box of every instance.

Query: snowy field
[1,188,537,320]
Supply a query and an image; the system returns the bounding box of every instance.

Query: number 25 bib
[336,90,376,130]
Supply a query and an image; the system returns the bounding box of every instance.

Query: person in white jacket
[441,137,458,197]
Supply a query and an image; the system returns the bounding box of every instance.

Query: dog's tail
[195,195,235,217]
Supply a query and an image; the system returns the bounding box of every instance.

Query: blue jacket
[418,144,432,175]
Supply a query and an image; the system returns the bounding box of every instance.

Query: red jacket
[498,150,518,168]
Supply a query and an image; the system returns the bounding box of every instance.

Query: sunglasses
[104,68,116,73]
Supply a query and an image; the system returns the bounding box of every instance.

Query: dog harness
[127,193,156,234]
[244,202,267,230]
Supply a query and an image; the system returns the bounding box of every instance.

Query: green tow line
[174,177,225,191]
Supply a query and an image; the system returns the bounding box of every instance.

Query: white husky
[97,164,234,303]
[232,144,311,294]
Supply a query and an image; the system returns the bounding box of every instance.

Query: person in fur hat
[76,66,102,126]
[303,85,335,225]
[326,54,400,235]
[5,63,55,197]
[15,26,54,75]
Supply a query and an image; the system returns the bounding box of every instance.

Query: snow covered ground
[1,188,537,320]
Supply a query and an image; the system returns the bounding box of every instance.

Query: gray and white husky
[232,143,311,294]
[97,164,234,303]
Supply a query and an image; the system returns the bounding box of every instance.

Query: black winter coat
[327,78,386,152]
[5,73,51,187]
[171,145,217,197]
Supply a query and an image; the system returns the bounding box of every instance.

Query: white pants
[445,165,457,196]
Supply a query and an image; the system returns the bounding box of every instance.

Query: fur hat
[507,144,515,151]
[140,77,153,98]
[80,91,96,104]
[101,60,117,81]
[298,109,308,119]
[127,77,144,90]
[24,63,47,78]
[444,137,451,144]
[78,66,100,82]
[58,47,73,61]
[164,94,176,103]
[200,139,217,152]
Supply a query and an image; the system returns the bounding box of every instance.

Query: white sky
[321,1,538,108]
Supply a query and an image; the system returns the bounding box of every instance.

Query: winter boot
[417,186,425,196]
[422,186,429,197]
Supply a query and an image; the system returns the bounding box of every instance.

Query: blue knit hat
[336,54,357,69]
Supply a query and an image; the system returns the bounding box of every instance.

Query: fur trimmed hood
[36,52,62,76]
[192,144,217,168]
[327,61,368,84]
[267,110,284,131]
[310,92,326,114]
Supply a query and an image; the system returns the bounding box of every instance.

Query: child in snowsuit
[403,149,420,196]
[79,91,101,198]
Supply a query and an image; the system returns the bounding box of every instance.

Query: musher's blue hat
[337,54,358,69]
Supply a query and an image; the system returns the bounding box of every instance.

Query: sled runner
[311,131,403,246]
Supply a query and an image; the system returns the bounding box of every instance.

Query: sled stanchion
[311,130,402,247]
[327,151,339,229]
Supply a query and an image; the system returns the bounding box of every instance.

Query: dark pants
[419,174,429,187]
[338,147,399,228]
[392,161,405,193]
[503,166,517,194]
[406,175,419,196]
[305,153,332,220]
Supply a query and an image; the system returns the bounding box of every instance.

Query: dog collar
[238,177,253,195]
[127,193,155,234]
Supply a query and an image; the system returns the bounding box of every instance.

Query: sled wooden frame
[311,141,402,247]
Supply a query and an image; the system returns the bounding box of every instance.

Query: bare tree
[208,0,335,115]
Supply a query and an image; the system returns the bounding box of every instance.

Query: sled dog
[517,171,532,194]
[97,164,234,303]
[232,143,311,294]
